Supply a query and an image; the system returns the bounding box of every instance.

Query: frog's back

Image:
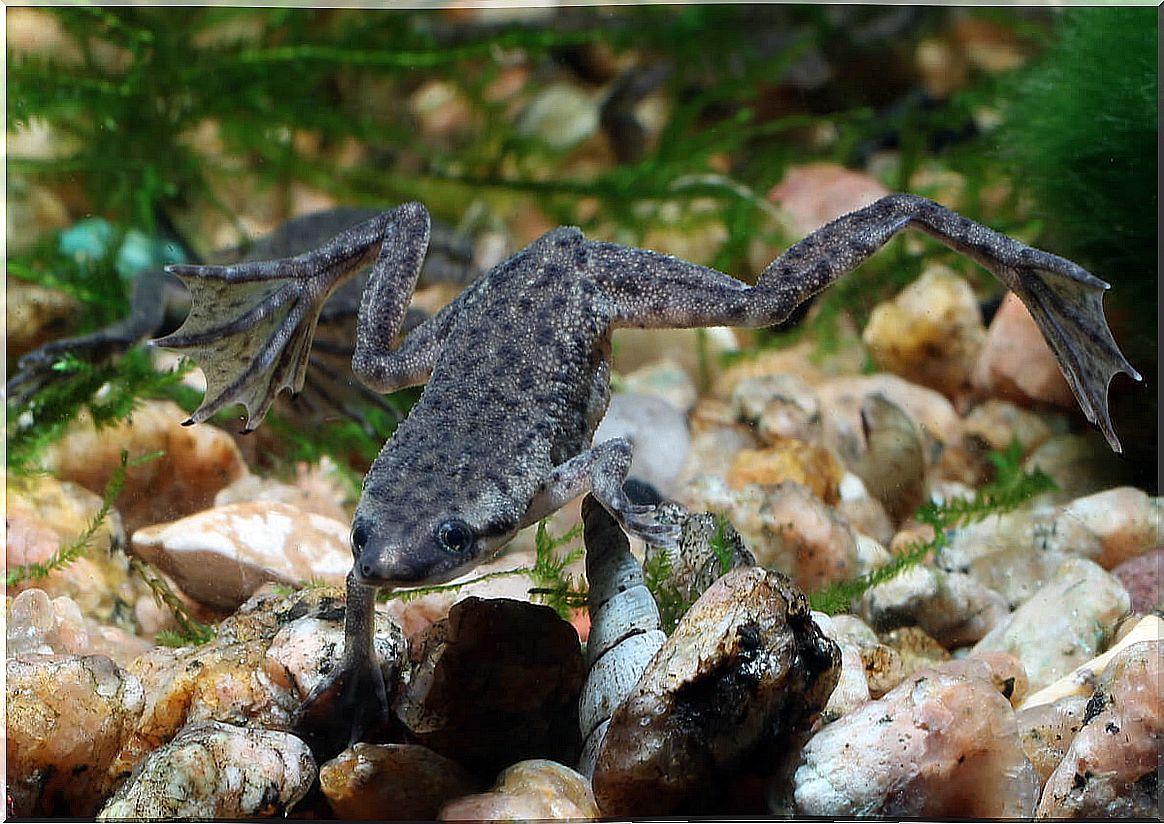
[375,228,614,504]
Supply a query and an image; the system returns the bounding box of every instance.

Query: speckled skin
[156,195,1138,746]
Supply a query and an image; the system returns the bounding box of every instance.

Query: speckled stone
[792,655,1039,817]
[727,441,846,505]
[593,567,840,816]
[972,557,1131,691]
[98,721,316,820]
[863,265,985,400]
[7,653,145,817]
[131,501,353,611]
[1036,641,1161,818]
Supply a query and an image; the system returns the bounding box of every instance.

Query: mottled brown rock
[116,586,404,778]
[7,654,145,817]
[320,742,479,820]
[394,597,585,776]
[592,567,840,817]
[440,759,599,821]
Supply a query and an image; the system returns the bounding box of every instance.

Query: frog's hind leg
[152,202,432,431]
[589,194,1140,452]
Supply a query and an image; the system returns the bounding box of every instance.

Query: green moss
[997,8,1157,363]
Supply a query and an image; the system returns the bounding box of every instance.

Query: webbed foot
[151,259,326,431]
[295,647,391,756]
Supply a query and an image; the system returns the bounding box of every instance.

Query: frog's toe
[619,504,682,548]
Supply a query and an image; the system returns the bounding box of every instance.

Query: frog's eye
[350,520,370,556]
[435,519,475,554]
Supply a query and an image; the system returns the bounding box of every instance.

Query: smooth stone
[1112,548,1163,613]
[727,440,846,505]
[395,597,585,777]
[972,557,1131,691]
[41,399,249,533]
[98,721,316,820]
[729,372,822,446]
[862,265,985,400]
[767,162,890,238]
[131,501,353,611]
[593,391,690,496]
[5,588,152,668]
[973,292,1074,409]
[320,742,479,820]
[440,759,600,821]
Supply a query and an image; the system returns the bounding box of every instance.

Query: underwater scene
[5,5,1159,819]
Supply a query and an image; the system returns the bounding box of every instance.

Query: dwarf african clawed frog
[155,195,1139,745]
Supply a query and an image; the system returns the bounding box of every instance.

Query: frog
[153,194,1140,747]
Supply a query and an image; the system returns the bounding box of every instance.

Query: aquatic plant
[809,440,1057,615]
[6,449,147,586]
[642,513,737,634]
[130,556,218,647]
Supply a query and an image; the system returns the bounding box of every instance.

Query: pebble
[98,721,316,820]
[592,391,691,496]
[515,82,600,150]
[961,398,1056,455]
[439,759,600,821]
[937,486,1158,608]
[7,653,146,817]
[1015,694,1089,787]
[767,163,890,238]
[814,373,969,482]
[1018,613,1162,711]
[729,372,823,446]
[973,292,1075,410]
[5,276,81,359]
[394,596,586,777]
[117,586,403,777]
[320,742,479,820]
[40,399,249,533]
[862,265,985,400]
[131,501,353,611]
[619,358,699,413]
[861,563,1010,647]
[213,455,354,523]
[6,588,152,667]
[834,473,895,545]
[684,479,859,592]
[6,473,149,628]
[592,567,840,816]
[1112,548,1163,613]
[727,440,846,505]
[792,655,1039,817]
[1051,486,1162,569]
[972,557,1131,691]
[1023,432,1130,502]
[1036,640,1161,818]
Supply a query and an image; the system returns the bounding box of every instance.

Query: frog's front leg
[525,438,681,547]
[295,570,388,750]
[152,202,433,430]
[587,194,1139,451]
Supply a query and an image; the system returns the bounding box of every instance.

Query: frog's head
[348,492,522,587]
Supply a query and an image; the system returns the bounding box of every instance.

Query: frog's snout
[354,551,429,586]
